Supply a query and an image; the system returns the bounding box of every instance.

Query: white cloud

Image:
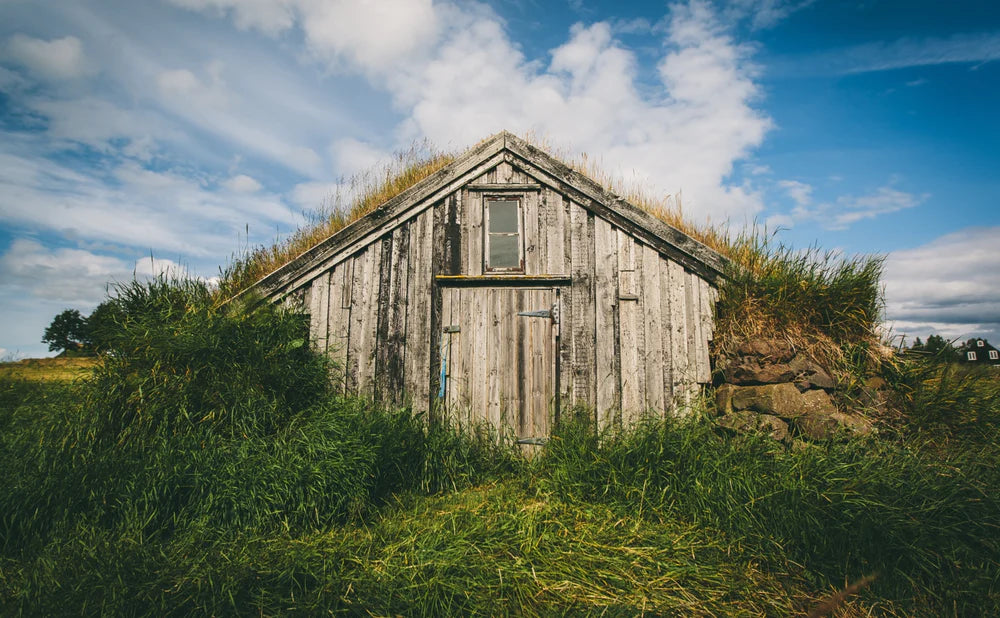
[884,227,1000,342]
[784,31,1000,76]
[777,179,812,207]
[5,34,91,80]
[772,180,926,230]
[223,173,262,193]
[157,63,230,109]
[330,137,388,177]
[0,149,299,257]
[297,0,438,74]
[0,238,125,305]
[167,0,297,35]
[829,185,927,229]
[168,0,438,74]
[168,0,772,221]
[132,255,220,287]
[722,0,817,30]
[387,1,771,222]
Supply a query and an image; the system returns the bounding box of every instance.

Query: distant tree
[42,309,89,353]
[911,336,924,351]
[923,334,960,362]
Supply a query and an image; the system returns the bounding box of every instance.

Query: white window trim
[990,350,999,360]
[483,196,524,273]
[977,340,985,347]
[967,351,977,361]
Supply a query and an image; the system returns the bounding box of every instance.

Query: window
[485,197,523,272]
[977,340,985,347]
[968,351,977,361]
[990,350,999,360]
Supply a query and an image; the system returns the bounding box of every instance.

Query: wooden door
[439,286,558,444]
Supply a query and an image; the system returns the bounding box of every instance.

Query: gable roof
[245,131,729,301]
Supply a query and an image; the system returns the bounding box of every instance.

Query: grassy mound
[0,280,515,561]
[542,411,1000,613]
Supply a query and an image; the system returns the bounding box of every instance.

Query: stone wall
[712,339,875,443]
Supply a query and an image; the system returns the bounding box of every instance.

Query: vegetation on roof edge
[215,134,885,361]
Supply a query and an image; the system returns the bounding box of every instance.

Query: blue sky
[1,0,998,358]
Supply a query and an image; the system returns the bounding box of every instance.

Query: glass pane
[489,234,520,269]
[489,200,519,234]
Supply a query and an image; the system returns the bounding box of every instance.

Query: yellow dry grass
[218,143,455,299]
[218,132,730,300]
[0,356,98,382]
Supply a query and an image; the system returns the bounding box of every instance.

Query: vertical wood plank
[523,191,540,275]
[544,188,565,275]
[641,244,664,414]
[559,195,574,405]
[696,278,713,384]
[345,253,362,394]
[443,193,462,276]
[474,287,490,429]
[659,255,674,411]
[633,243,647,416]
[309,271,330,353]
[685,271,701,398]
[530,288,549,439]
[570,202,596,410]
[535,190,548,275]
[594,218,619,430]
[386,224,410,403]
[465,191,482,276]
[374,234,394,402]
[405,210,433,415]
[495,161,514,183]
[617,231,639,426]
[499,289,514,434]
[429,199,447,419]
[327,262,349,390]
[441,286,454,420]
[359,240,383,399]
[667,260,690,410]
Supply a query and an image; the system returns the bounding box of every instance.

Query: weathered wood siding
[293,157,715,425]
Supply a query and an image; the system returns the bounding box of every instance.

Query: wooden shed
[249,131,727,442]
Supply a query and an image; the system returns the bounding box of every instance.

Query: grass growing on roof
[217,141,455,300]
[215,133,736,302]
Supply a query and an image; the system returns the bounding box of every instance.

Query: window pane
[489,200,519,234]
[489,234,520,269]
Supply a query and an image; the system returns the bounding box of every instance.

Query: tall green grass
[716,231,885,352]
[541,413,1000,614]
[3,278,999,615]
[0,279,516,560]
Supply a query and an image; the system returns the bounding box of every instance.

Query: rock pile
[713,339,874,442]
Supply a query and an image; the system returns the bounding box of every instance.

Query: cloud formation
[169,0,773,221]
[5,34,91,80]
[780,31,1000,76]
[771,179,927,230]
[884,226,1000,341]
[0,239,125,305]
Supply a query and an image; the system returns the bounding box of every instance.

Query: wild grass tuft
[541,412,1000,614]
[217,141,454,300]
[0,278,518,563]
[890,359,1000,438]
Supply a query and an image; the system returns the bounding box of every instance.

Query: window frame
[977,340,985,347]
[483,195,525,273]
[968,351,977,361]
[990,350,999,360]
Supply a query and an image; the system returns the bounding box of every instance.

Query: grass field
[2,281,998,616]
[0,356,98,382]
